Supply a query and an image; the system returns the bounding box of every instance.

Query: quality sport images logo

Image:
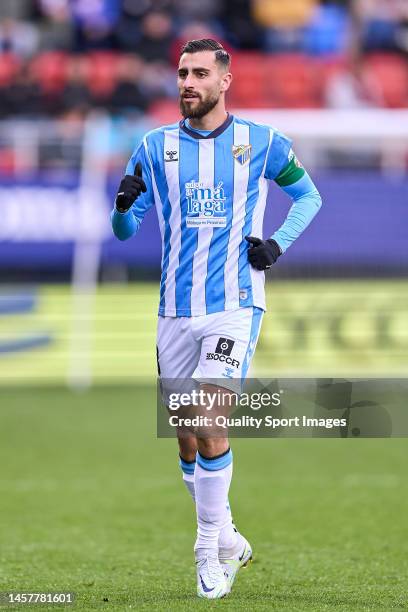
[185,181,227,228]
[206,337,240,368]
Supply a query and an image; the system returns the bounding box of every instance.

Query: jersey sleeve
[263,130,293,180]
[264,129,322,253]
[111,138,155,241]
[270,171,322,253]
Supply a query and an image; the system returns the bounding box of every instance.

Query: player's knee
[196,437,229,459]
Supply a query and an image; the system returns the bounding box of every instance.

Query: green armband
[274,154,305,187]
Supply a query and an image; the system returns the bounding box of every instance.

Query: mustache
[181,90,202,99]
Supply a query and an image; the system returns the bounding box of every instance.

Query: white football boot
[195,549,229,599]
[219,532,253,593]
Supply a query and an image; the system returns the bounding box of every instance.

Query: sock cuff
[196,448,232,471]
[179,455,196,475]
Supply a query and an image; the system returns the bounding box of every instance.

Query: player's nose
[183,73,195,88]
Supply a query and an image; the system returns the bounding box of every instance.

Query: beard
[179,92,220,119]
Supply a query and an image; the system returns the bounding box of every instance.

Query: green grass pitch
[1,279,407,385]
[1,386,407,610]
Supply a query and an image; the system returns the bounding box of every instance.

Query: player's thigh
[193,307,264,391]
[156,315,201,379]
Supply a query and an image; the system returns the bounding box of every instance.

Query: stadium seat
[265,54,322,108]
[229,53,271,108]
[318,55,347,87]
[0,53,21,87]
[30,51,69,93]
[87,52,120,97]
[364,53,408,108]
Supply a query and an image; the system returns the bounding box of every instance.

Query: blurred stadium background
[1,0,407,387]
[1,2,408,609]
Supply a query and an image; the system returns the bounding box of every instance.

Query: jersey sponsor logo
[232,144,252,166]
[185,181,227,228]
[165,150,178,162]
[222,366,235,379]
[206,337,240,368]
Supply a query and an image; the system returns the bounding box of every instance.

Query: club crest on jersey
[185,180,227,228]
[232,144,252,166]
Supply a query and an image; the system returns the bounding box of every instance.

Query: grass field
[1,386,408,611]
[1,280,407,385]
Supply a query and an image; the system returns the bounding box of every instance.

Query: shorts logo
[206,337,240,368]
[215,337,234,356]
[232,144,252,166]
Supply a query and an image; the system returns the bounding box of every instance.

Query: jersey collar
[179,113,234,140]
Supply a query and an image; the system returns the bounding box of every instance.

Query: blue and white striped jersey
[117,114,303,317]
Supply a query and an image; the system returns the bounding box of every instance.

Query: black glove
[115,162,147,213]
[245,236,282,270]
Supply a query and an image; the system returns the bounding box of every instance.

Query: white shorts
[156,307,264,393]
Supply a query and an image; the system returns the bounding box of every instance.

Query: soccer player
[111,39,322,599]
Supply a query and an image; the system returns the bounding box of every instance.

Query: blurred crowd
[0,0,406,119]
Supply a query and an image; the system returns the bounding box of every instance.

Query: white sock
[180,455,238,550]
[182,471,196,500]
[181,470,237,550]
[193,449,235,552]
[220,502,238,551]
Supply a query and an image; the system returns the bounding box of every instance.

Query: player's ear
[220,71,232,93]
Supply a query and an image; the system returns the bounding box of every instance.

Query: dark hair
[180,39,231,69]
